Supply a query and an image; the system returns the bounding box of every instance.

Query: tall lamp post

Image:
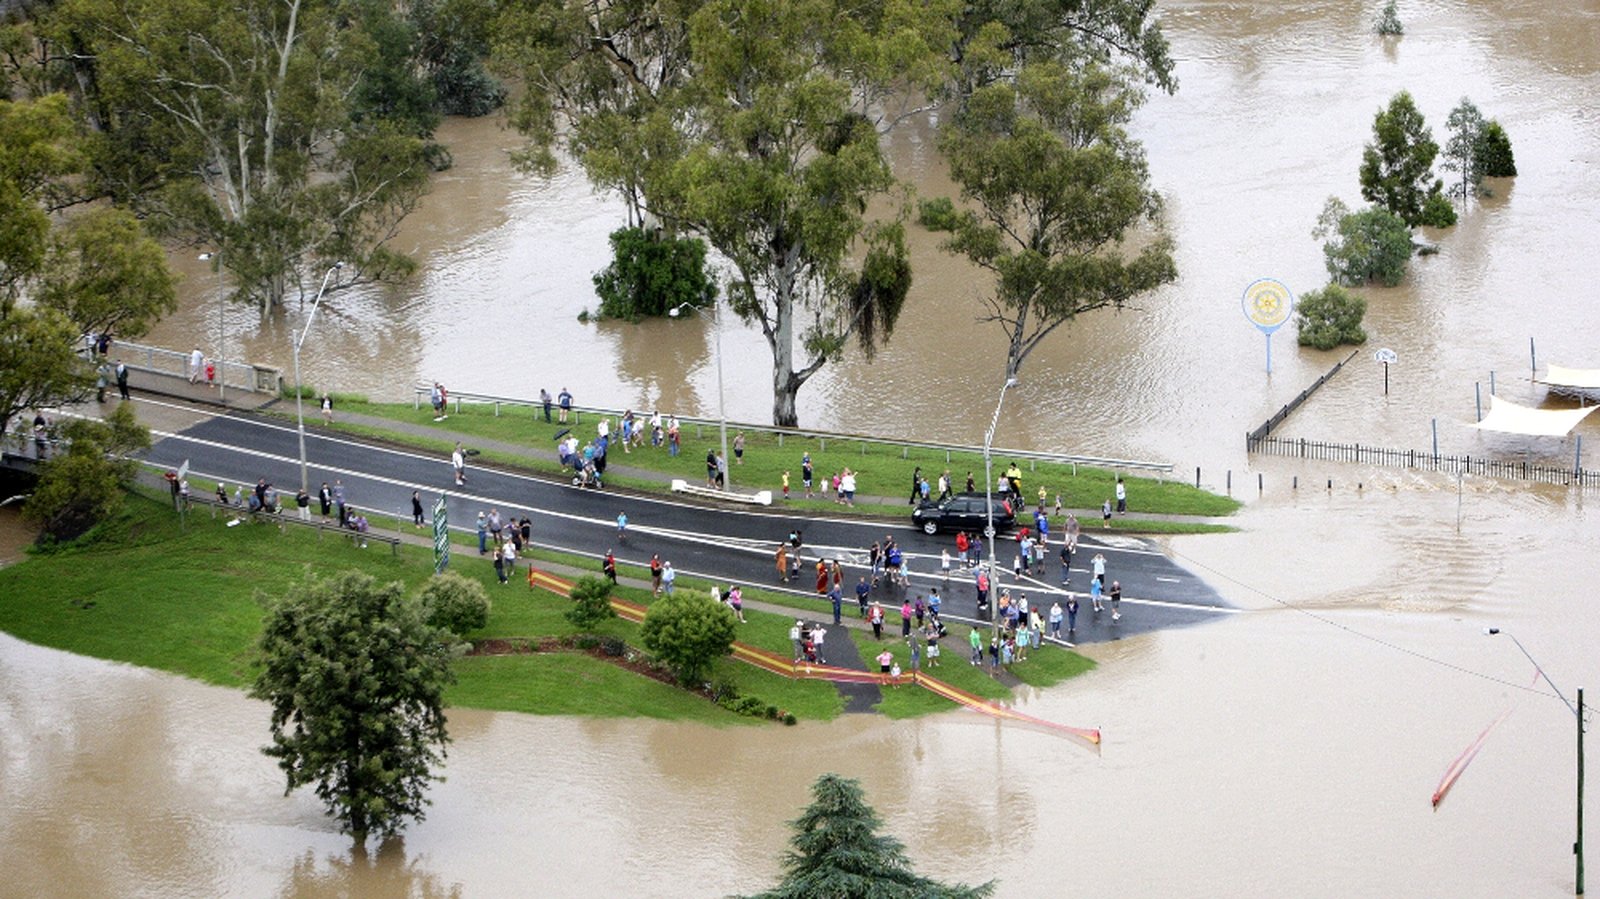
[1486,627,1585,895]
[984,377,1018,638]
[667,299,728,491]
[292,262,344,495]
[197,251,225,404]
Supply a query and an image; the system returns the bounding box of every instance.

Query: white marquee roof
[1536,365,1600,391]
[1470,395,1599,438]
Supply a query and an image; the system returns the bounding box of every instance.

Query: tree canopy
[1359,91,1451,227]
[744,773,995,899]
[1314,197,1413,287]
[252,570,454,843]
[46,0,440,312]
[920,60,1175,381]
[639,588,735,686]
[22,401,148,542]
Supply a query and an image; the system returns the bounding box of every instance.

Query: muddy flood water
[7,1,1600,896]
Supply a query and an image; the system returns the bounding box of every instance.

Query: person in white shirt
[189,346,204,383]
[452,442,466,485]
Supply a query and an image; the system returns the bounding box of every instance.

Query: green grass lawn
[848,624,1097,718]
[333,399,1241,518]
[0,492,846,723]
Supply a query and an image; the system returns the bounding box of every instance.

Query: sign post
[1374,348,1398,395]
[1242,279,1294,374]
[432,494,449,573]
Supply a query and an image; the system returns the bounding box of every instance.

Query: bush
[23,404,148,543]
[1476,120,1517,177]
[1418,189,1457,227]
[783,713,797,726]
[416,571,490,636]
[1374,0,1403,35]
[1296,285,1368,351]
[639,591,736,686]
[591,226,716,321]
[565,575,617,630]
[600,636,626,657]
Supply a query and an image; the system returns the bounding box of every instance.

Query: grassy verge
[331,399,1241,518]
[0,492,843,724]
[846,624,1096,718]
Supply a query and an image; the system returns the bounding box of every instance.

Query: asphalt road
[140,409,1235,646]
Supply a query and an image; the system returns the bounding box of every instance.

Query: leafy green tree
[1295,284,1368,351]
[744,773,995,899]
[0,93,78,310]
[38,206,177,339]
[1314,197,1413,287]
[592,226,715,321]
[412,0,505,117]
[1476,120,1516,177]
[1442,97,1486,200]
[1359,91,1448,227]
[53,0,435,312]
[0,306,90,438]
[1374,0,1403,36]
[921,61,1176,381]
[639,589,735,686]
[565,574,617,630]
[22,402,148,542]
[252,570,454,843]
[417,570,490,636]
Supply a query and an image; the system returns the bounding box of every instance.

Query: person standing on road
[1092,551,1107,586]
[1090,577,1104,613]
[616,511,628,543]
[1049,601,1063,639]
[941,548,952,584]
[318,482,332,519]
[1059,541,1073,586]
[1115,477,1127,514]
[955,531,969,569]
[1066,513,1080,552]
[115,359,130,399]
[1110,580,1122,621]
[815,559,828,594]
[409,491,423,527]
[1066,594,1079,633]
[776,543,790,582]
[451,442,467,486]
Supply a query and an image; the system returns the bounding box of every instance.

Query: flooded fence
[1247,433,1600,487]
[1247,348,1359,444]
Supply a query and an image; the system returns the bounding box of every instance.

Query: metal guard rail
[414,383,1173,475]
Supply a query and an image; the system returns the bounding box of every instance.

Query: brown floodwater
[16,1,1600,895]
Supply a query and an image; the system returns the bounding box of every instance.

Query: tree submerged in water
[743,773,995,899]
[1375,0,1404,36]
[1296,284,1368,351]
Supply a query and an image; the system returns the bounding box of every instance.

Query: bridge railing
[93,338,282,394]
[411,384,1175,476]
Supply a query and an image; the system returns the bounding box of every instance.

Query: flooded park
[3,1,1598,895]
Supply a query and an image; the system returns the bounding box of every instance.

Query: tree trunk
[773,371,800,428]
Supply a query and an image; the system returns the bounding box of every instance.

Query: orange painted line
[523,568,1098,742]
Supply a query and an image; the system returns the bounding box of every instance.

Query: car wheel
[922,521,938,535]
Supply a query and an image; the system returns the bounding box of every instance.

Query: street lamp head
[1004,377,1019,388]
[668,307,681,318]
[198,252,214,261]
[334,261,345,270]
[1484,627,1501,636]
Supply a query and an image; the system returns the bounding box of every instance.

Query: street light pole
[292,262,344,495]
[984,377,1018,640]
[198,252,225,403]
[1486,627,1585,895]
[668,300,729,491]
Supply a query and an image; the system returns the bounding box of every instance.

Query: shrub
[1476,120,1517,177]
[416,571,490,636]
[1296,284,1369,351]
[565,575,617,630]
[783,713,797,726]
[600,636,626,657]
[1418,189,1457,227]
[1314,197,1413,287]
[1374,0,1403,35]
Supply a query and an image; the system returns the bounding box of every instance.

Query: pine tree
[745,774,995,899]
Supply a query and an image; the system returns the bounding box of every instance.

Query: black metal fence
[1246,434,1600,486]
[1247,348,1359,444]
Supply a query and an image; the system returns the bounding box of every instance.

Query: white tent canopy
[1471,395,1599,437]
[1536,365,1600,391]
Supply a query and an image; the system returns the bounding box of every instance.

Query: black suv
[911,492,1015,535]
